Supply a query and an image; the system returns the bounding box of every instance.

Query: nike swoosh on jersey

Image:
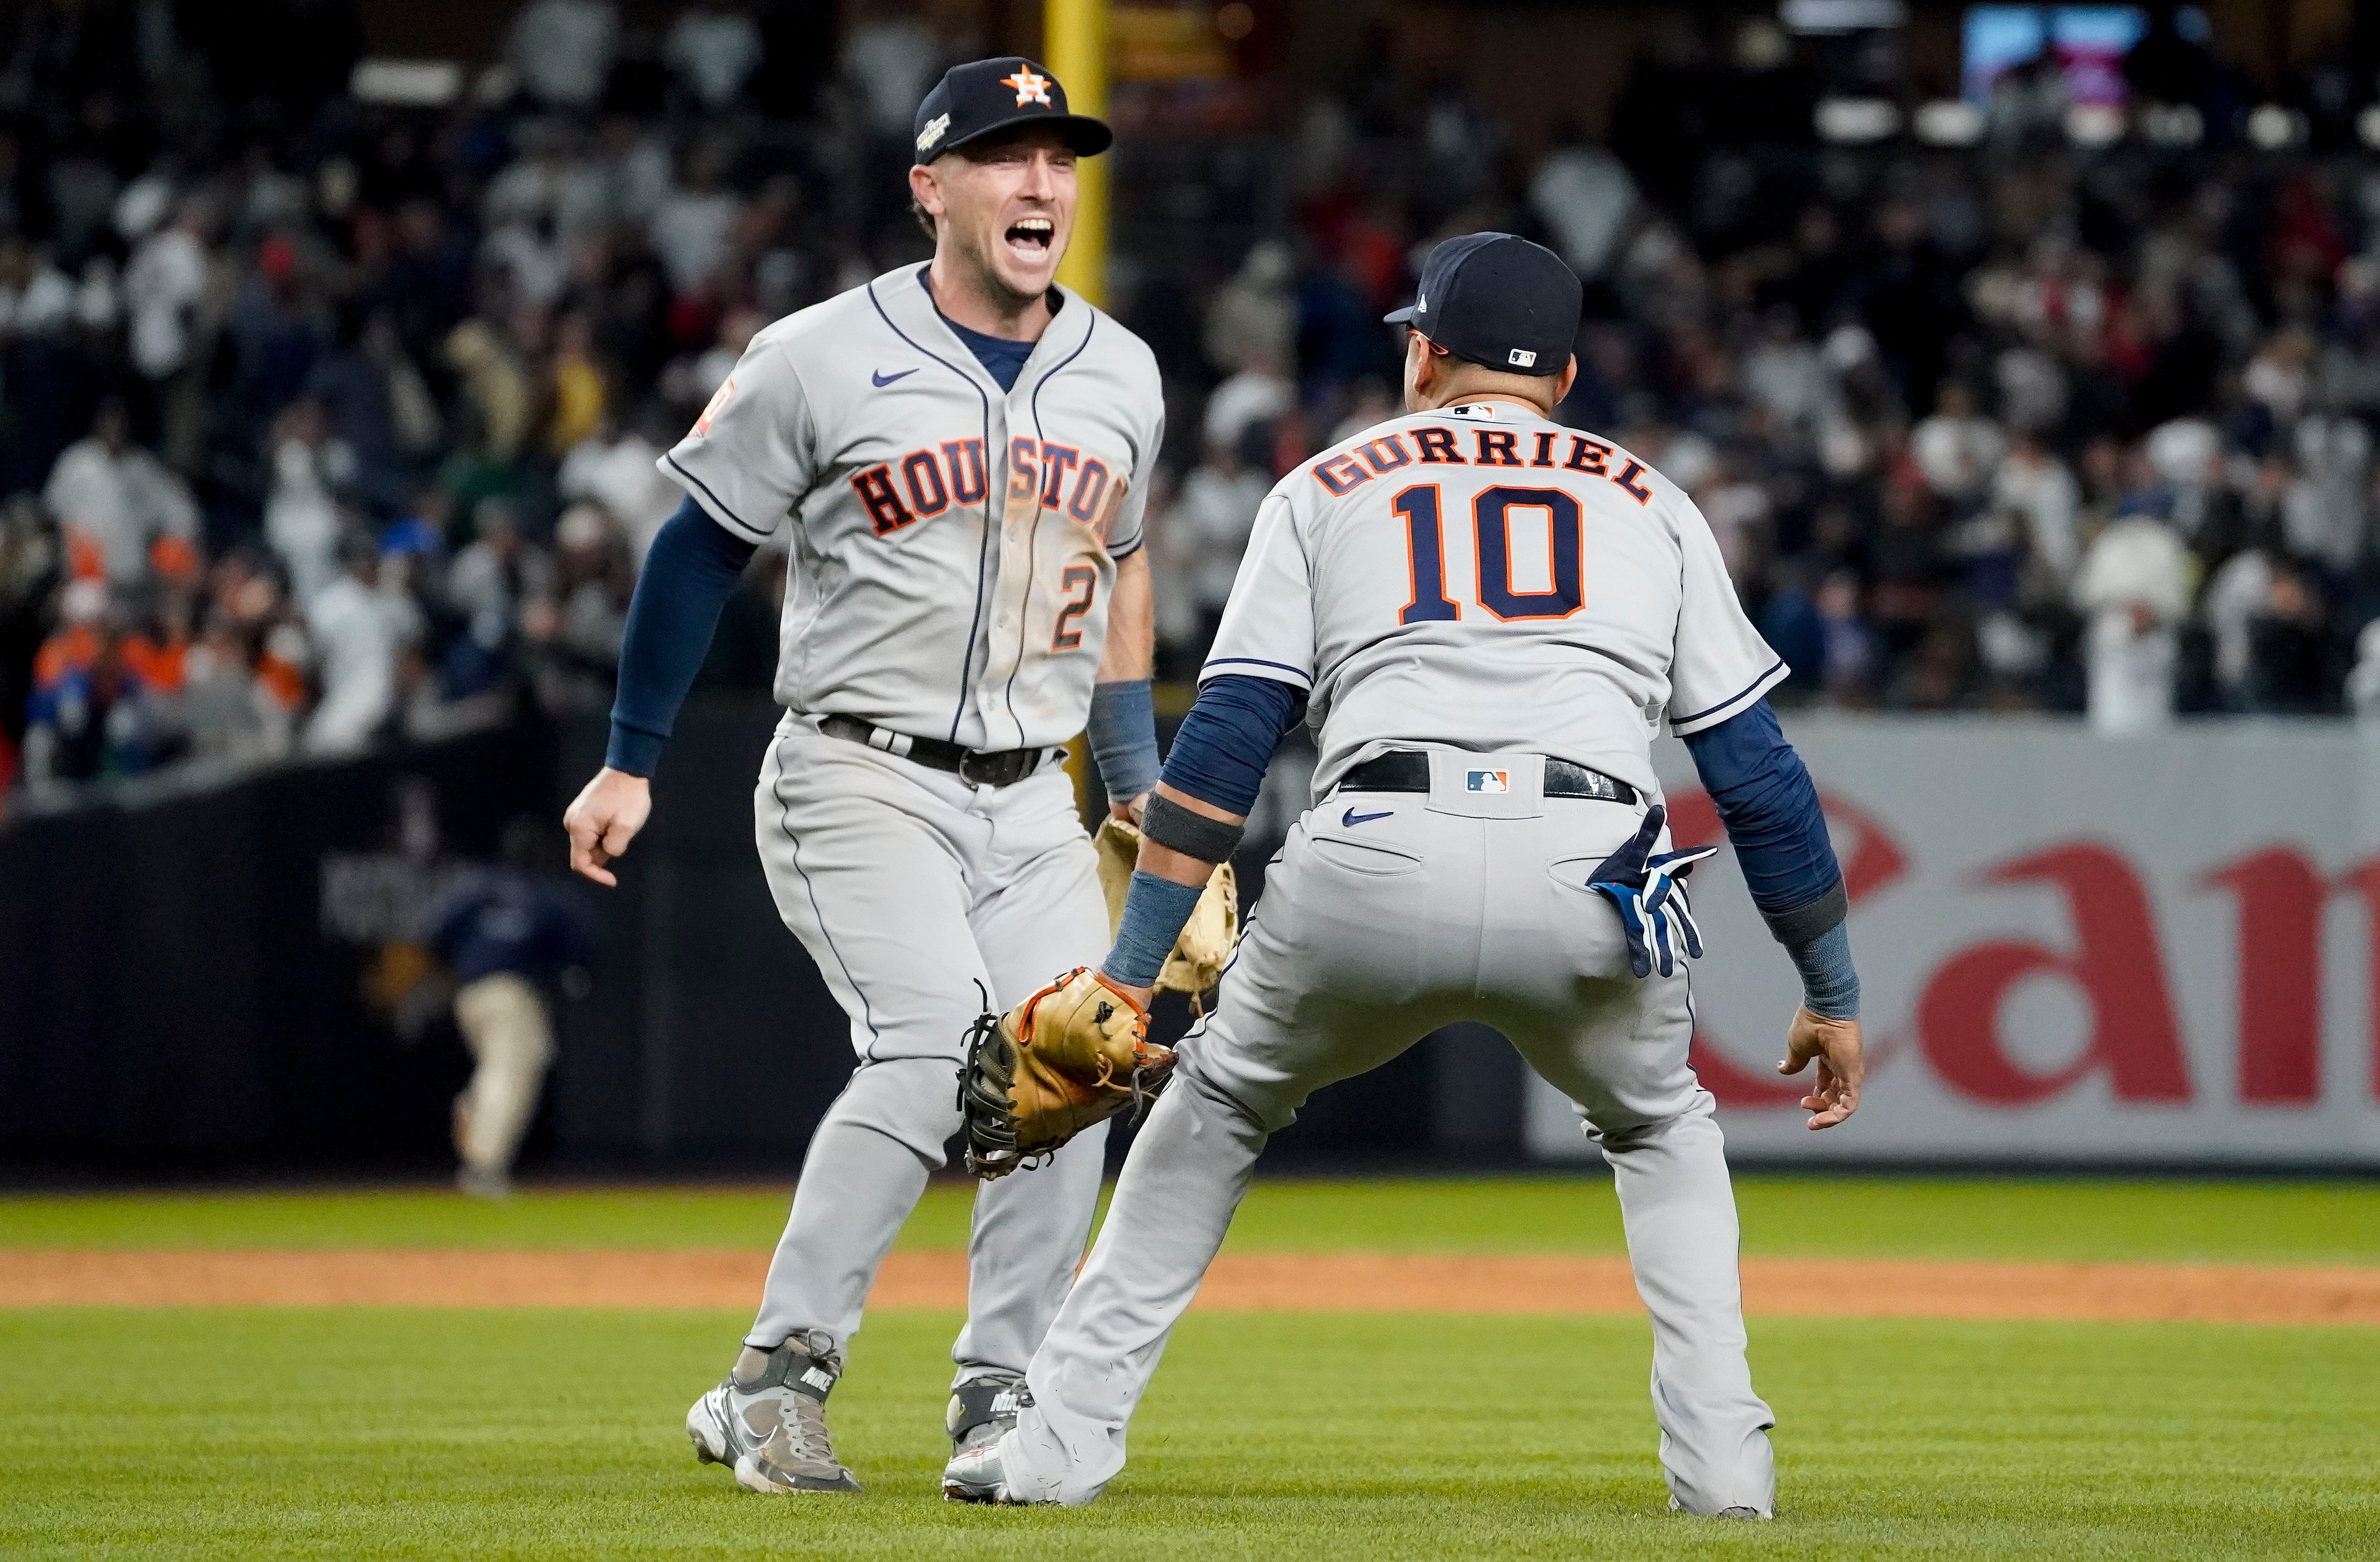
[1340,807,1393,826]
[871,367,918,387]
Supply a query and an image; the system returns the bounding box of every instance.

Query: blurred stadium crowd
[3,1,2380,807]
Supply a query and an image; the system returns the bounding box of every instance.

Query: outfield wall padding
[1528,716,2380,1167]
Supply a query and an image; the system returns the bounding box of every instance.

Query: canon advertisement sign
[1528,717,2380,1165]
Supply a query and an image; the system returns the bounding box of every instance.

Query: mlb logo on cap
[1467,769,1510,794]
[1507,348,1537,368]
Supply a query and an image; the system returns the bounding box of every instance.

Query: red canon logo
[1666,790,2380,1111]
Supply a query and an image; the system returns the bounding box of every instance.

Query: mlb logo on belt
[1467,769,1510,794]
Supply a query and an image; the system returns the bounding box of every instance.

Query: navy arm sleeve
[1680,698,1845,945]
[1103,674,1301,988]
[605,496,761,776]
[1160,674,1304,815]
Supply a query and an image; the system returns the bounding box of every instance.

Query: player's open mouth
[1004,218,1054,255]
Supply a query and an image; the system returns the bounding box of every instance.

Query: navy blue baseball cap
[1385,233,1581,378]
[913,57,1113,164]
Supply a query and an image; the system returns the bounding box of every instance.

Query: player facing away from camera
[944,234,1866,1516]
[561,58,1167,1494]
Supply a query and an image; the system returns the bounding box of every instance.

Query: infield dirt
[8,1248,2378,1323]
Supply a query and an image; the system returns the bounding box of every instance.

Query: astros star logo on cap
[1001,66,1052,107]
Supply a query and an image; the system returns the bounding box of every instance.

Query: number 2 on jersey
[1052,566,1096,649]
[1395,483,1584,623]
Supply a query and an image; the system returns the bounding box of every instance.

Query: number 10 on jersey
[1396,484,1584,623]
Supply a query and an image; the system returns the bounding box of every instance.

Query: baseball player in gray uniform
[562,58,1167,1494]
[945,234,1867,1516]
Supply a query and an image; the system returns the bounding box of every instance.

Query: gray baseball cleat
[940,1433,1021,1504]
[941,1376,1031,1501]
[685,1332,863,1494]
[945,1375,1028,1458]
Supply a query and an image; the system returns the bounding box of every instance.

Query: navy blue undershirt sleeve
[1162,674,1304,816]
[605,495,761,776]
[1680,698,1846,945]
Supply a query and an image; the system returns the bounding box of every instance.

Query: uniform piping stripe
[1200,656,1313,686]
[771,728,883,1057]
[869,275,995,744]
[662,451,771,542]
[1000,310,1100,747]
[1670,658,1787,728]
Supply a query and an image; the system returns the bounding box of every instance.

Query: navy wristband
[1087,680,1160,806]
[1104,870,1206,988]
[1786,922,1860,1019]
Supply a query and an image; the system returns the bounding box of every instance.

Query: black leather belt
[1335,750,1638,806]
[818,715,1054,787]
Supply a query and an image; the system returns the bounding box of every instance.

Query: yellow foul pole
[1046,0,1109,308]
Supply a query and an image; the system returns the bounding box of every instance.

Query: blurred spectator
[307,309,444,517]
[1911,382,2007,506]
[2074,500,2191,736]
[180,607,295,766]
[559,408,680,560]
[22,578,167,790]
[509,0,620,112]
[525,502,632,713]
[302,535,397,755]
[1203,348,1294,460]
[43,399,199,587]
[2245,562,2330,716]
[669,2,766,110]
[841,1,942,141]
[650,143,740,298]
[1204,240,1296,380]
[1169,437,1272,657]
[1528,130,1637,282]
[264,398,357,603]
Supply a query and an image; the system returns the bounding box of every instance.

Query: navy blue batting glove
[1586,804,1720,979]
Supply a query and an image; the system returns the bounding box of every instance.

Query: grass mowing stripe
[5,1177,2380,1264]
[2,1307,2374,1560]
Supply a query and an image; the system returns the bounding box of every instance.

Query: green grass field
[9,1174,2380,1264]
[5,1176,2379,1559]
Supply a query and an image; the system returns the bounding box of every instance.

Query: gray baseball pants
[745,714,1111,1386]
[1000,752,1777,1513]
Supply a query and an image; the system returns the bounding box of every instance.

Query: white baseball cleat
[942,1435,1033,1504]
[686,1332,862,1494]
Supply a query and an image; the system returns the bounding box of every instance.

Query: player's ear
[1554,353,1578,406]
[908,161,944,221]
[1405,331,1436,402]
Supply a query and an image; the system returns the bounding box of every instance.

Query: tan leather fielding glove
[956,966,1175,1179]
[1092,815,1239,1005]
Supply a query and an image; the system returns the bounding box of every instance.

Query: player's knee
[1176,1054,1294,1138]
[827,1055,964,1164]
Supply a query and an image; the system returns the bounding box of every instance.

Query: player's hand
[1777,1006,1862,1131]
[564,767,653,887]
[1109,791,1150,825]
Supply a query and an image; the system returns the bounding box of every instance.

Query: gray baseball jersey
[661,264,1164,750]
[1204,400,1786,796]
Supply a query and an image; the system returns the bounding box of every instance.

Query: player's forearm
[605,496,759,776]
[1097,549,1154,682]
[1680,697,1859,1017]
[1101,673,1299,989]
[1085,553,1160,805]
